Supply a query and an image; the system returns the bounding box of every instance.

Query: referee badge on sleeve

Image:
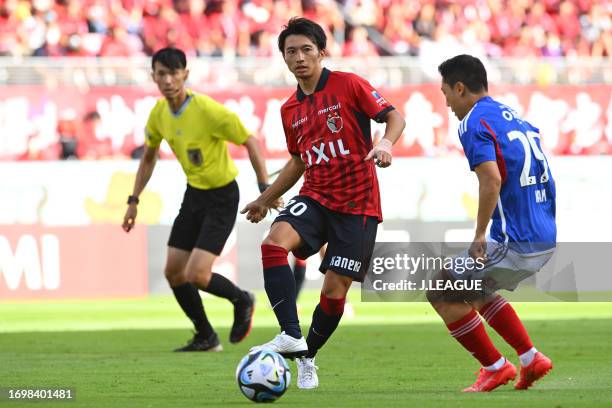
[187,148,203,166]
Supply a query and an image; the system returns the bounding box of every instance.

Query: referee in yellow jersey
[122,47,274,351]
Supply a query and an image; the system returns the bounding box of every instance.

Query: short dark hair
[438,54,488,92]
[151,47,187,70]
[278,17,327,54]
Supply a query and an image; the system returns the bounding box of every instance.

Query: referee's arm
[243,135,269,187]
[122,145,159,232]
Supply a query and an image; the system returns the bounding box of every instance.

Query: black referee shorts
[168,180,239,255]
[274,195,378,282]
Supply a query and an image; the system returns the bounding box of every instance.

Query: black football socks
[171,283,214,337]
[205,273,249,305]
[306,294,345,358]
[293,258,307,298]
[262,244,302,339]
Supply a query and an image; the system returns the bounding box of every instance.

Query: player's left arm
[470,161,502,259]
[349,74,405,167]
[243,135,283,209]
[364,110,405,167]
[241,154,305,223]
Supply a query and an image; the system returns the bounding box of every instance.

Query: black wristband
[127,195,139,205]
[258,183,270,193]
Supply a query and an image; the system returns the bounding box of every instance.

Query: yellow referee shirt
[145,90,250,189]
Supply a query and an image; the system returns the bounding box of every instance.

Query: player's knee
[427,287,464,306]
[426,286,456,311]
[322,271,351,298]
[470,294,500,312]
[321,285,348,299]
[262,234,282,247]
[263,222,300,251]
[262,229,296,250]
[164,266,186,286]
[186,267,212,288]
[428,298,450,317]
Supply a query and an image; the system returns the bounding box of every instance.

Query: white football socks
[484,356,506,372]
[519,347,538,367]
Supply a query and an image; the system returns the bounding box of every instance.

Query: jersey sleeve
[210,99,250,145]
[144,103,163,148]
[460,123,497,171]
[349,74,395,123]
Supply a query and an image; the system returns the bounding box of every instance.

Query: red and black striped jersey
[281,68,394,220]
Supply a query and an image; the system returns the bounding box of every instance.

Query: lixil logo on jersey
[371,90,387,106]
[302,138,350,166]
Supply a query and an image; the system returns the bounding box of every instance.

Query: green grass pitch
[1,291,612,407]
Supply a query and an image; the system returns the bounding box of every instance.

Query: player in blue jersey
[427,54,555,392]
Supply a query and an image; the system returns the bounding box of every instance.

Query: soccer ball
[236,349,291,403]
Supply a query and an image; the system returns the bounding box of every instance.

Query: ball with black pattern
[236,349,291,403]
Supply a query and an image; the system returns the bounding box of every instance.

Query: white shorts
[449,243,555,294]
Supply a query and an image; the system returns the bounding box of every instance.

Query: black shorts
[168,180,239,255]
[274,196,378,282]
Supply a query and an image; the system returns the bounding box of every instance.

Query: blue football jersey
[459,96,556,253]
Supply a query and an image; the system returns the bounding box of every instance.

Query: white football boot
[296,357,319,389]
[250,331,308,359]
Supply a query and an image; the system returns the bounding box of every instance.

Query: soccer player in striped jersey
[122,47,278,352]
[241,17,405,389]
[428,54,555,392]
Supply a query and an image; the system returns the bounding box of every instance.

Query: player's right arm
[469,160,502,259]
[122,144,159,232]
[364,109,405,167]
[346,73,404,167]
[240,154,305,223]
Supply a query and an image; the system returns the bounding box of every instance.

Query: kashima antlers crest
[326,112,343,133]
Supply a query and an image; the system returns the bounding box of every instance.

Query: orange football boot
[463,360,517,392]
[515,352,553,390]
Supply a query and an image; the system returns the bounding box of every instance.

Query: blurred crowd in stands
[0,0,610,58]
[1,0,610,161]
